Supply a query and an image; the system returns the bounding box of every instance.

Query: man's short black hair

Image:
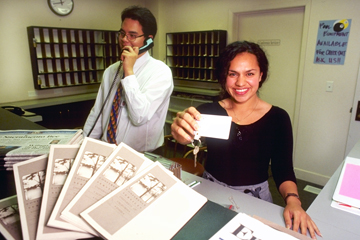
[121,6,157,39]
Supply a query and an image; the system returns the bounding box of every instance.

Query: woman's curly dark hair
[215,41,269,99]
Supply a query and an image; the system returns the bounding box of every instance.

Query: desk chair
[163,135,206,176]
[163,135,188,158]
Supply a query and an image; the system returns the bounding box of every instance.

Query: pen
[229,196,239,210]
[339,203,360,210]
[187,180,201,188]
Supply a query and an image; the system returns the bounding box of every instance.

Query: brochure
[47,137,115,232]
[36,145,92,239]
[81,161,207,240]
[0,195,22,240]
[61,143,153,235]
[332,156,360,210]
[210,212,305,240]
[13,155,48,240]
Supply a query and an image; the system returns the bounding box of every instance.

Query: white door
[235,7,304,122]
[345,64,360,155]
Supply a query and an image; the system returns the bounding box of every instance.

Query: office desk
[0,107,287,239]
[181,172,286,226]
[306,140,360,240]
[0,107,46,199]
[0,107,46,131]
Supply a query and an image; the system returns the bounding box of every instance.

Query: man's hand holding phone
[121,46,138,76]
[121,38,153,77]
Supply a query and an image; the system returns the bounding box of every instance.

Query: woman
[171,41,321,239]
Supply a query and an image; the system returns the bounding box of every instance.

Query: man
[83,6,173,152]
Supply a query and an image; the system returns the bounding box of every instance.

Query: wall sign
[257,39,281,46]
[314,19,351,65]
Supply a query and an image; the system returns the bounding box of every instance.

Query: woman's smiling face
[225,52,263,103]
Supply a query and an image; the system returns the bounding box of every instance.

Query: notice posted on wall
[314,19,351,65]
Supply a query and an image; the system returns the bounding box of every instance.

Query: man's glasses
[117,30,144,42]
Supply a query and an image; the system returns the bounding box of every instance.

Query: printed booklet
[61,142,154,235]
[81,161,207,240]
[35,145,92,239]
[47,137,116,232]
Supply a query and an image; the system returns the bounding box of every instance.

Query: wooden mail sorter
[164,30,227,135]
[27,26,121,90]
[166,30,227,84]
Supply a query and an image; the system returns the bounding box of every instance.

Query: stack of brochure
[0,129,83,171]
[331,156,360,216]
[0,137,207,240]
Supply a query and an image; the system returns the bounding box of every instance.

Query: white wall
[155,0,360,185]
[1,0,359,185]
[293,0,359,185]
[0,0,147,103]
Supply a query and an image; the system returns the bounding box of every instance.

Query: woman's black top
[197,102,296,189]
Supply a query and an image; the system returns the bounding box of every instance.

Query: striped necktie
[107,85,122,144]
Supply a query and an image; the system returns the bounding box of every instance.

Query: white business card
[195,114,232,140]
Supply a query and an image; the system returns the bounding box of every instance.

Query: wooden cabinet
[27,26,120,90]
[27,100,95,129]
